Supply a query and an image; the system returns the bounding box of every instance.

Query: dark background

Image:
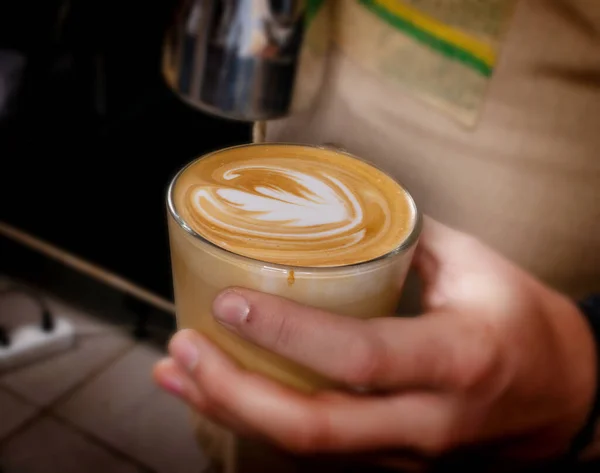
[0,0,251,300]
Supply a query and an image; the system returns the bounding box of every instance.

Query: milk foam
[191,165,364,241]
[172,145,415,267]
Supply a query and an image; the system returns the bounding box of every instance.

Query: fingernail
[213,292,250,327]
[172,336,200,372]
[161,372,185,395]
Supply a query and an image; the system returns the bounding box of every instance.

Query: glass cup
[166,143,421,393]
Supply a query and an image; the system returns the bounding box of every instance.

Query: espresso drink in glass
[167,143,420,393]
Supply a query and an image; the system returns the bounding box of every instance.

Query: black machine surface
[0,0,251,300]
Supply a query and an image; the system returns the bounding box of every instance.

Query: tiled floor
[0,277,209,473]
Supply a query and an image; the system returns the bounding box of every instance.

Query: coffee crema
[172,144,415,267]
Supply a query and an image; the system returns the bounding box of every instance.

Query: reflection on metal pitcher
[163,0,330,122]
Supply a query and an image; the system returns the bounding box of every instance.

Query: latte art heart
[191,166,367,241]
[173,145,415,267]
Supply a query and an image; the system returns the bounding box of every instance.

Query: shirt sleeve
[577,295,600,461]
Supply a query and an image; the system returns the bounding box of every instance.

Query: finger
[168,330,456,456]
[153,357,204,404]
[154,356,258,437]
[211,290,498,391]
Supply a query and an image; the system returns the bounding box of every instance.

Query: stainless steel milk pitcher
[162,0,330,122]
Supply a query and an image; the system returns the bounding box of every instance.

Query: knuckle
[192,366,228,408]
[190,393,209,413]
[421,430,454,457]
[198,375,220,402]
[420,411,460,456]
[341,335,384,386]
[284,434,319,455]
[280,412,331,455]
[453,322,502,392]
[268,309,296,351]
[187,365,204,387]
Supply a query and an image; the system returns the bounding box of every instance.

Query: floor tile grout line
[0,411,157,473]
[0,279,170,473]
[46,342,167,473]
[48,340,137,408]
[0,340,137,413]
[0,384,36,404]
[0,331,133,380]
[0,384,43,445]
[0,406,40,447]
[0,342,138,452]
[0,340,162,473]
[49,414,157,473]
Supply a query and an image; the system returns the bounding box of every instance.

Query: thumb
[414,217,526,312]
[413,217,480,281]
[413,217,499,309]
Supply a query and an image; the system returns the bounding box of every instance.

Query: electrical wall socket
[0,318,75,372]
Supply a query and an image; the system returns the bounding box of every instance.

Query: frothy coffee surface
[172,144,415,267]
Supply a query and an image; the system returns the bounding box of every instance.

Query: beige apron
[263,0,600,299]
[201,1,600,471]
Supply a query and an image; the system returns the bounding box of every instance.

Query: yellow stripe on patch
[374,0,497,67]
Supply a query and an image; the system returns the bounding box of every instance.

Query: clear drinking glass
[166,144,421,393]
